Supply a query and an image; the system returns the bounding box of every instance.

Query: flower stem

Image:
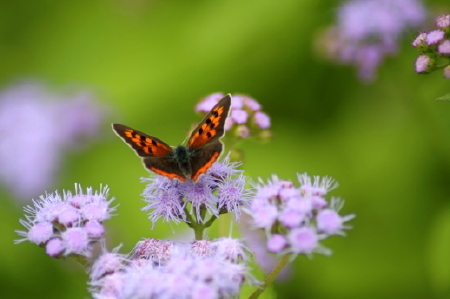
[204,215,218,228]
[194,226,204,240]
[248,254,291,299]
[183,204,195,227]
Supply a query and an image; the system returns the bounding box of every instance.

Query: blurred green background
[1,0,450,298]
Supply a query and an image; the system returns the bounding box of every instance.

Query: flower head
[244,174,354,256]
[214,237,250,263]
[181,180,219,223]
[436,14,450,29]
[130,238,174,263]
[412,32,427,48]
[16,184,115,258]
[217,173,253,220]
[415,55,432,73]
[438,40,450,55]
[190,240,217,258]
[90,239,254,299]
[141,176,186,227]
[426,30,445,45]
[266,234,287,253]
[142,154,252,227]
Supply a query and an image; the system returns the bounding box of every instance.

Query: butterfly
[112,94,231,182]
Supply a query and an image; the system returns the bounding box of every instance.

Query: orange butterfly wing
[112,124,173,157]
[190,142,223,181]
[187,94,231,181]
[187,94,231,149]
[112,124,187,181]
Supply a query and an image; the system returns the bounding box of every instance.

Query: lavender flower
[214,237,250,263]
[196,93,272,141]
[181,180,219,223]
[436,14,450,29]
[141,154,252,227]
[130,238,175,263]
[253,111,271,129]
[16,184,115,258]
[217,173,252,220]
[266,234,287,253]
[89,245,126,282]
[438,40,450,55]
[415,55,432,73]
[288,227,318,254]
[426,30,445,45]
[245,174,354,257]
[190,239,217,258]
[0,82,105,200]
[318,0,425,82]
[195,93,224,112]
[46,238,65,257]
[141,176,186,228]
[412,32,427,48]
[230,109,248,124]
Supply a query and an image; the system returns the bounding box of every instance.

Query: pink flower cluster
[16,184,115,258]
[245,174,354,256]
[317,0,425,82]
[89,238,253,299]
[413,15,450,78]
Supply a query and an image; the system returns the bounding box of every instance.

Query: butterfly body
[112,94,231,182]
[164,145,196,179]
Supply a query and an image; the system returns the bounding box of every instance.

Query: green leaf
[436,93,450,101]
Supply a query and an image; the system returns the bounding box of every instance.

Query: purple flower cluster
[318,0,425,82]
[412,15,450,78]
[141,155,253,228]
[196,93,271,140]
[245,174,354,256]
[90,238,253,299]
[0,82,105,200]
[15,184,116,258]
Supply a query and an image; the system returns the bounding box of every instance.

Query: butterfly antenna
[181,134,189,145]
